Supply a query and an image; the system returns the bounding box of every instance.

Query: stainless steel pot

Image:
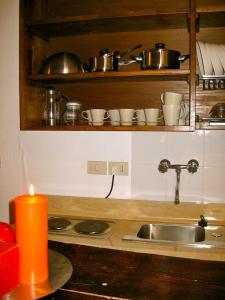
[89,49,120,72]
[132,43,190,70]
[89,45,142,72]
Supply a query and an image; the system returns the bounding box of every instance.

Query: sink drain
[211,233,222,238]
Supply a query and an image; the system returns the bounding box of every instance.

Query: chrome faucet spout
[174,167,181,205]
[158,159,199,204]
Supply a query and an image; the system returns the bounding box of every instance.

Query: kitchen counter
[48,195,225,262]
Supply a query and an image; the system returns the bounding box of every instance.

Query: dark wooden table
[42,241,225,300]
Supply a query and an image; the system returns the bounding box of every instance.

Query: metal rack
[202,75,225,90]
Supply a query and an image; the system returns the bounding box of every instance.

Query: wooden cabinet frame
[19,0,225,131]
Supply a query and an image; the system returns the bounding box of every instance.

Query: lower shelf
[21,125,192,132]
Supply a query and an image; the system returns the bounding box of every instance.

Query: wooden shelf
[196,0,225,27]
[197,0,225,13]
[27,13,189,38]
[27,70,190,83]
[198,11,225,28]
[21,124,191,132]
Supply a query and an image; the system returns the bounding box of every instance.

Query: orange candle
[15,185,48,284]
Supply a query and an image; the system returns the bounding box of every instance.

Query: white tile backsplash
[202,166,225,203]
[204,131,225,167]
[164,168,203,203]
[167,131,204,165]
[131,163,166,200]
[20,130,225,204]
[132,132,168,165]
[131,131,225,203]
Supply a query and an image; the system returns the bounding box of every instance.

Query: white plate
[196,41,204,76]
[207,43,224,75]
[219,44,225,72]
[198,40,213,75]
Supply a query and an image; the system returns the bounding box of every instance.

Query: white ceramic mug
[119,109,136,126]
[135,109,146,125]
[108,109,120,126]
[179,102,189,125]
[144,108,161,125]
[163,105,185,126]
[161,92,184,106]
[91,109,109,125]
[81,109,92,125]
[81,109,109,126]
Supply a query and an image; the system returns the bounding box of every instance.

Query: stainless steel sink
[137,224,205,243]
[122,223,208,246]
[122,222,225,248]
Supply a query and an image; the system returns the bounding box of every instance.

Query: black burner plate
[48,217,71,231]
[74,220,110,235]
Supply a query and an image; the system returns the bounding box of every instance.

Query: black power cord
[105,175,115,199]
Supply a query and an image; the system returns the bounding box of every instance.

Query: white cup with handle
[179,102,189,125]
[91,109,109,125]
[108,109,120,126]
[135,109,146,125]
[81,109,92,125]
[119,109,136,126]
[81,109,109,126]
[144,108,161,125]
[163,104,186,126]
[161,92,184,106]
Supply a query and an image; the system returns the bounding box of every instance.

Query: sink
[137,224,205,243]
[122,223,207,246]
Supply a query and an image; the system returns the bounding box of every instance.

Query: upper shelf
[25,0,225,38]
[196,0,225,27]
[27,70,190,83]
[27,13,189,38]
[25,0,190,37]
[197,0,225,13]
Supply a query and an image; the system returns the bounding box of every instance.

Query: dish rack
[201,75,225,90]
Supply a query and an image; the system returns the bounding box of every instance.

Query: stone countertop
[48,195,225,261]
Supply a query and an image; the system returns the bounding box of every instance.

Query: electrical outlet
[108,162,128,176]
[87,161,107,175]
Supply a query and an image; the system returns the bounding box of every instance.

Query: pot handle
[119,44,142,59]
[130,55,143,62]
[178,54,190,62]
[118,59,138,66]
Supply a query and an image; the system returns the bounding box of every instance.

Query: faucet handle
[187,159,199,173]
[158,159,171,173]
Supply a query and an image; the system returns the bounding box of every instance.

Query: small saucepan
[132,43,190,70]
[89,44,142,72]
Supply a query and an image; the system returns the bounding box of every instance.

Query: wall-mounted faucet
[158,159,199,205]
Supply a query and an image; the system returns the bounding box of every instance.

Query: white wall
[20,131,132,199]
[0,0,22,222]
[1,1,225,222]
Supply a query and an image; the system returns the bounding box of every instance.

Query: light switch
[87,161,107,175]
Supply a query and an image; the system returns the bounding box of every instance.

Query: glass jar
[63,102,81,125]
